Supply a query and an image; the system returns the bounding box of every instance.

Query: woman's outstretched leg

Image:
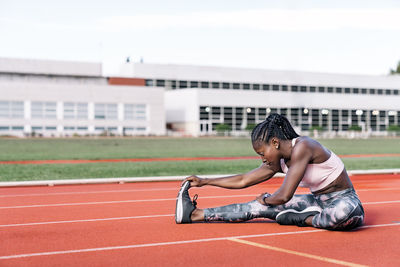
[194,193,319,223]
[176,181,320,224]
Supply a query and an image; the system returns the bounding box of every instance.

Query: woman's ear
[271,138,280,149]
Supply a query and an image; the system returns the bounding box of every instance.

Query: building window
[345,88,351,94]
[11,126,24,131]
[327,87,333,93]
[385,89,391,95]
[377,89,383,95]
[262,84,270,91]
[300,86,307,92]
[233,83,240,89]
[31,102,56,119]
[156,80,165,87]
[361,88,367,94]
[353,88,359,94]
[336,87,342,93]
[171,80,177,89]
[212,82,220,89]
[370,89,375,94]
[243,83,250,90]
[272,85,279,91]
[201,81,209,88]
[252,84,260,90]
[222,83,230,89]
[179,81,187,88]
[190,81,198,88]
[282,85,288,91]
[394,90,399,95]
[318,87,325,93]
[309,86,316,92]
[64,102,88,119]
[0,101,24,118]
[291,86,298,92]
[32,126,43,131]
[145,79,153,86]
[94,103,117,120]
[124,104,147,120]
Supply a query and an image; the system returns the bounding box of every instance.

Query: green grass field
[0,137,399,181]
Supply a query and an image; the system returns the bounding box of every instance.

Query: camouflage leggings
[203,188,364,230]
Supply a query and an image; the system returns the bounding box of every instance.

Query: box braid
[251,113,299,145]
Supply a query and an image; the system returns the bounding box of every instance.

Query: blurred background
[0,0,399,181]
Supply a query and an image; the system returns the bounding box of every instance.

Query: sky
[0,0,400,76]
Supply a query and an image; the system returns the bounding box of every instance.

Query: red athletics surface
[1,174,399,266]
[1,153,400,165]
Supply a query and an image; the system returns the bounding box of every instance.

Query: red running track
[1,174,400,266]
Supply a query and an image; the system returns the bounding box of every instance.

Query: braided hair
[251,113,299,145]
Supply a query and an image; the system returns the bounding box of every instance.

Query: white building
[120,62,400,137]
[1,58,399,138]
[0,58,165,137]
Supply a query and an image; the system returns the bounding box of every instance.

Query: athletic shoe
[276,206,322,227]
[175,181,198,224]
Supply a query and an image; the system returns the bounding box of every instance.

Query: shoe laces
[193,194,198,207]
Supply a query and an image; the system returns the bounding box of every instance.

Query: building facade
[0,58,165,137]
[120,63,400,137]
[1,58,399,137]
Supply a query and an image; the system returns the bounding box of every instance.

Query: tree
[215,123,231,136]
[390,61,400,75]
[245,123,256,132]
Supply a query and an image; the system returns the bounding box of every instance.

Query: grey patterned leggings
[203,188,364,230]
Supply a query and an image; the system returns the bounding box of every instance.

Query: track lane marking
[0,214,174,227]
[1,186,399,199]
[1,194,400,210]
[0,188,180,198]
[229,238,368,267]
[0,194,258,209]
[0,200,399,227]
[0,222,398,260]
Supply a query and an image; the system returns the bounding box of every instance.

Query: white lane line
[0,188,181,198]
[363,200,400,205]
[0,222,399,260]
[2,185,399,199]
[1,192,400,210]
[0,214,174,228]
[0,194,257,209]
[357,187,400,192]
[0,200,398,228]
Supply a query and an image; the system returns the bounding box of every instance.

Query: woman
[175,113,364,230]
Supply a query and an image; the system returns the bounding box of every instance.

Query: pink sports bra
[280,137,345,193]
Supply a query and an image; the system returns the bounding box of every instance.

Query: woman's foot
[175,181,198,224]
[275,206,321,227]
[191,208,205,222]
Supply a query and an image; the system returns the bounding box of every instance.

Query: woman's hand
[183,175,204,187]
[256,192,271,205]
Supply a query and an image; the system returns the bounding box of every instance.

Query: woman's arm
[184,162,279,189]
[263,142,313,205]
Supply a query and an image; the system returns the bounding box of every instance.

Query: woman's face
[252,139,280,166]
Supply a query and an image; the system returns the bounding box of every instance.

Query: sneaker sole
[276,206,322,221]
[175,181,190,224]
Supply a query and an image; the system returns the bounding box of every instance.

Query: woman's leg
[312,190,364,230]
[195,193,319,223]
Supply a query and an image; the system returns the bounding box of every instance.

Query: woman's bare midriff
[312,168,354,195]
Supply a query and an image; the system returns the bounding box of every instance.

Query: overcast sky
[1,0,400,76]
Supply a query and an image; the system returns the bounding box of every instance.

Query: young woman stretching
[175,113,364,230]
